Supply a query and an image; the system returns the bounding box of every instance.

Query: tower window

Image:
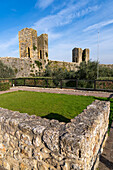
[40,50,42,59]
[28,47,30,58]
[46,52,48,58]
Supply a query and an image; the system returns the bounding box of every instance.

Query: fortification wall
[0,57,47,78]
[100,64,113,69]
[0,57,79,78]
[49,60,79,71]
[0,100,110,170]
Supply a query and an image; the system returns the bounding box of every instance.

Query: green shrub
[33,43,37,51]
[15,68,18,73]
[0,83,10,91]
[35,60,42,67]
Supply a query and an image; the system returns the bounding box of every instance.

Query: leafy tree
[76,60,98,80]
[44,60,113,80]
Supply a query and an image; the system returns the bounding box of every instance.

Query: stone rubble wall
[0,57,47,78]
[0,100,110,170]
[0,57,80,78]
[48,60,79,72]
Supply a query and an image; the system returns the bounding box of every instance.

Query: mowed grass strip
[0,91,95,122]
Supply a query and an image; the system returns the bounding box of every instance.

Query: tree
[76,60,98,80]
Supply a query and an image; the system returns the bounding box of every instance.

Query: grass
[0,91,95,122]
[0,91,112,125]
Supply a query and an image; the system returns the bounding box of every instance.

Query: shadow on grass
[42,113,70,123]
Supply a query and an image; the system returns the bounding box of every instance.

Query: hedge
[0,83,10,91]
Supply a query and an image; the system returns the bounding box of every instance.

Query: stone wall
[0,57,80,78]
[0,57,47,78]
[48,60,79,71]
[0,100,110,170]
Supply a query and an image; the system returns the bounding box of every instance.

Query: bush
[35,60,42,67]
[0,83,10,91]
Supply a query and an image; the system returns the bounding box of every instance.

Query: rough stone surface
[0,28,91,77]
[0,100,110,170]
[18,28,48,61]
[0,57,47,77]
[72,48,89,63]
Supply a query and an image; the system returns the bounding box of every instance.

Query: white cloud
[84,19,113,32]
[35,0,54,9]
[0,35,19,57]
[33,1,99,34]
[0,35,18,49]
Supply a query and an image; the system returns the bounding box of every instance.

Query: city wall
[0,57,46,78]
[0,100,110,170]
[0,58,79,78]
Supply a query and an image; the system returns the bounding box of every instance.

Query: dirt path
[0,86,112,98]
[98,122,113,170]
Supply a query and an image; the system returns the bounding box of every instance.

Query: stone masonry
[72,48,89,63]
[0,57,46,78]
[18,28,48,61]
[0,100,110,170]
[0,27,90,77]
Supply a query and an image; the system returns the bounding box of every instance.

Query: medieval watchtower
[72,47,89,64]
[18,28,48,60]
[37,34,48,60]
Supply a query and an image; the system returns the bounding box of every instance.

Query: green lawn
[0,91,112,124]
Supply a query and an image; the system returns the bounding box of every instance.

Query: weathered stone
[0,100,110,170]
[43,128,59,152]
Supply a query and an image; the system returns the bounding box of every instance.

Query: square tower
[37,34,48,60]
[72,48,83,64]
[72,47,89,64]
[83,49,89,62]
[18,28,38,59]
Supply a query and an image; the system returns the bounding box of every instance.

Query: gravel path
[98,122,113,170]
[0,86,113,98]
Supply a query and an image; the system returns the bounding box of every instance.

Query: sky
[0,0,113,64]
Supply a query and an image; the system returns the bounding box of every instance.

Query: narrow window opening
[40,50,42,59]
[46,52,48,58]
[82,51,86,61]
[28,47,30,58]
[79,150,81,158]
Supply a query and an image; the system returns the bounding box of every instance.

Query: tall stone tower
[18,28,48,60]
[72,47,89,64]
[37,34,48,60]
[18,28,38,59]
[82,49,89,62]
[72,48,83,63]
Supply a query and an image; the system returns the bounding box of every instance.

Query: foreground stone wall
[0,100,110,170]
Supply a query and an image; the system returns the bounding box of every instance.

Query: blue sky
[0,0,113,64]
